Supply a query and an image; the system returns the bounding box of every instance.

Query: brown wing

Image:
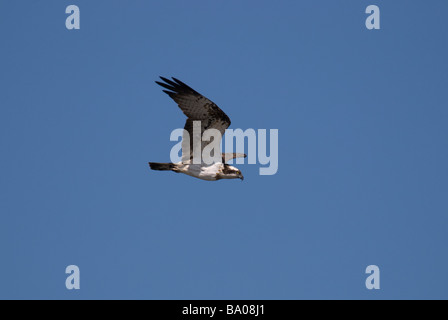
[156,77,231,161]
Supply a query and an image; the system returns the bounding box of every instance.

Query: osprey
[148,77,246,181]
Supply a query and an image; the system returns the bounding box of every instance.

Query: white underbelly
[177,162,222,181]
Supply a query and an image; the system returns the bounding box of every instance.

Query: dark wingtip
[156,76,201,97]
[162,90,174,96]
[171,77,198,94]
[171,77,183,84]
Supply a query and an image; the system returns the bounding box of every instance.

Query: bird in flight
[148,77,246,181]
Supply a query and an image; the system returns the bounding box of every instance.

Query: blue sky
[1,1,447,299]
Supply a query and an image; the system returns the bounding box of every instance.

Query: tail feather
[148,162,175,171]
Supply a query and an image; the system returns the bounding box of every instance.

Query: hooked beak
[239,174,244,181]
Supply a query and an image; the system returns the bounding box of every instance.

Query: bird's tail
[148,162,176,171]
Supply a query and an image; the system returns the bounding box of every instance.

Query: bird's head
[221,164,244,181]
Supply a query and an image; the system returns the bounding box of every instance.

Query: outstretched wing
[222,153,247,163]
[156,77,231,162]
